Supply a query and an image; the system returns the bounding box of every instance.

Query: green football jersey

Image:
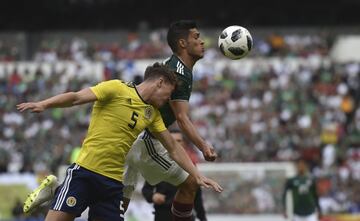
[159,55,193,128]
[283,175,320,216]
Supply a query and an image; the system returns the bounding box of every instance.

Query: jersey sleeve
[90,80,122,101]
[170,76,191,101]
[148,109,167,133]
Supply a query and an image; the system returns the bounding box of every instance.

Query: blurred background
[1,0,360,220]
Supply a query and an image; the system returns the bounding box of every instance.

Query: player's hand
[152,193,166,205]
[17,102,45,113]
[202,145,217,161]
[196,175,223,193]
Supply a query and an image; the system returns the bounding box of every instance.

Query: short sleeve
[148,110,167,133]
[171,76,191,101]
[90,80,122,101]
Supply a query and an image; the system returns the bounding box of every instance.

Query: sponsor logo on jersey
[176,61,184,75]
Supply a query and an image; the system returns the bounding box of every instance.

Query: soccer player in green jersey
[122,20,218,221]
[283,158,322,221]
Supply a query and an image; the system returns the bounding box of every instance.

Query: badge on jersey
[144,106,153,119]
[66,196,77,207]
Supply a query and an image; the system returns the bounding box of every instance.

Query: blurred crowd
[190,56,360,214]
[1,30,360,216]
[32,32,171,62]
[0,29,333,62]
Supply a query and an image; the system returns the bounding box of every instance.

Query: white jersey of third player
[123,130,188,198]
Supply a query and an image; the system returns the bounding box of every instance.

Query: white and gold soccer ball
[218,25,253,60]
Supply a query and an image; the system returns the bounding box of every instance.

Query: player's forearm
[177,115,207,152]
[168,142,201,179]
[154,130,202,178]
[40,92,79,109]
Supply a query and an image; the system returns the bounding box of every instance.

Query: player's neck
[175,53,196,70]
[135,83,150,104]
[298,171,307,176]
[135,82,156,104]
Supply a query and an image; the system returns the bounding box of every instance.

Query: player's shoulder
[163,55,176,66]
[287,176,299,184]
[99,79,124,86]
[286,177,294,182]
[164,55,191,77]
[106,79,134,88]
[99,80,134,94]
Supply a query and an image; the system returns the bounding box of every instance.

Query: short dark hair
[167,20,197,53]
[144,62,178,86]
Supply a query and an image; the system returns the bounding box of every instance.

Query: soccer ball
[218,25,253,60]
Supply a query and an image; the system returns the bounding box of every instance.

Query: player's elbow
[70,92,82,105]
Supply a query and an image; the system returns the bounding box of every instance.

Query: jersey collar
[133,83,148,104]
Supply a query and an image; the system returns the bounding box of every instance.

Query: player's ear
[178,39,187,49]
[157,77,164,88]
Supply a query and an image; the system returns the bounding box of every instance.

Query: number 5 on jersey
[128,111,138,129]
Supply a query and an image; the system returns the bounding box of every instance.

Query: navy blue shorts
[50,164,125,221]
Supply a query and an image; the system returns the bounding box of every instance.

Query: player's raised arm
[17,87,97,113]
[152,129,223,193]
[170,100,217,161]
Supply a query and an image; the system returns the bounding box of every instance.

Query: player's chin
[199,50,205,57]
[194,53,204,60]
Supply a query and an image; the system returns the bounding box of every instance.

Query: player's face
[297,160,308,174]
[171,132,184,146]
[185,28,205,60]
[151,80,175,108]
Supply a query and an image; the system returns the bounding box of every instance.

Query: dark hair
[167,20,197,53]
[144,62,178,86]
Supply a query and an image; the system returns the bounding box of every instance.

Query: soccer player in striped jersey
[18,63,222,221]
[283,158,322,221]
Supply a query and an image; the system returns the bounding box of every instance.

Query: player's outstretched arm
[170,100,217,161]
[153,130,223,193]
[17,88,97,113]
